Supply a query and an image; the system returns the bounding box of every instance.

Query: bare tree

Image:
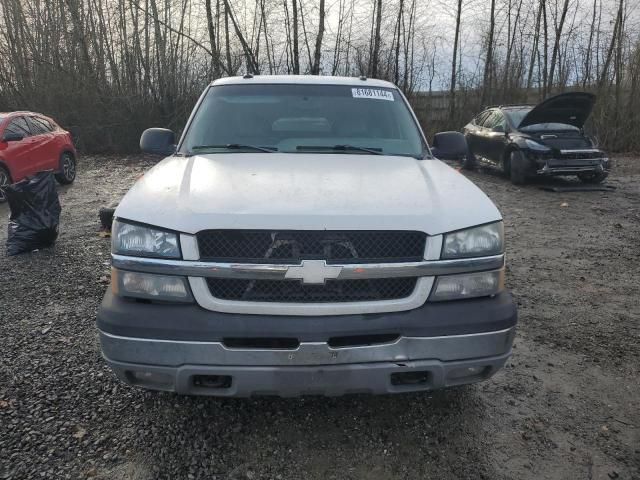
[547,0,571,92]
[310,0,325,74]
[598,0,624,90]
[292,0,300,73]
[370,0,382,77]
[205,0,222,77]
[481,0,496,105]
[449,0,463,121]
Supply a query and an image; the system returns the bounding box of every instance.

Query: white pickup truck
[97,75,517,396]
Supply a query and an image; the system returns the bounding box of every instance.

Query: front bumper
[103,348,512,397]
[97,291,517,396]
[531,154,609,176]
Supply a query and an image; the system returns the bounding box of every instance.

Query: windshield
[505,108,580,132]
[179,84,425,158]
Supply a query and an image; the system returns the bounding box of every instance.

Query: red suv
[0,111,77,202]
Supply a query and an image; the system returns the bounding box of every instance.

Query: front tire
[509,150,527,185]
[55,152,76,185]
[578,171,608,184]
[0,166,11,203]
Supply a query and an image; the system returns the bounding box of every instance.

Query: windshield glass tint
[505,108,579,131]
[180,84,424,157]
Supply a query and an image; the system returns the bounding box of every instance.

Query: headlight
[112,268,192,302]
[442,222,504,259]
[112,219,180,258]
[525,139,550,152]
[430,269,504,301]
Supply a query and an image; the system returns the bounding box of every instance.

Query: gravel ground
[0,155,638,480]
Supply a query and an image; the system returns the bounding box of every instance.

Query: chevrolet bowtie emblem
[284,260,343,284]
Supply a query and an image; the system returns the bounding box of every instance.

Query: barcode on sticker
[351,88,394,101]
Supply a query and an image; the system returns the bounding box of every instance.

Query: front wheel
[509,150,527,185]
[55,152,76,185]
[0,166,11,203]
[578,171,608,184]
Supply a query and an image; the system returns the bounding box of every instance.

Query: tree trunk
[393,0,404,85]
[583,0,598,87]
[370,0,382,77]
[449,0,463,122]
[547,0,570,93]
[526,0,543,90]
[481,0,496,105]
[541,1,548,97]
[224,2,232,74]
[311,0,325,74]
[598,0,623,90]
[292,0,299,74]
[205,0,221,77]
[224,0,259,73]
[502,0,523,96]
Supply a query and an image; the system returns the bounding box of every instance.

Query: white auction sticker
[351,88,394,101]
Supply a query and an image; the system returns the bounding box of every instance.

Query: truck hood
[518,92,595,129]
[115,153,501,236]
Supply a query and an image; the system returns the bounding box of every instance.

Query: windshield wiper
[296,144,383,155]
[191,144,276,153]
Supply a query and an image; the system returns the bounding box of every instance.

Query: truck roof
[211,75,397,89]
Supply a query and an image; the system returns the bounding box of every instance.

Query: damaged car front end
[515,139,609,180]
[507,93,609,182]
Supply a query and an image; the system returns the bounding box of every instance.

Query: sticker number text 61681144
[351,88,395,101]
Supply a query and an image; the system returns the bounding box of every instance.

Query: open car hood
[518,92,596,129]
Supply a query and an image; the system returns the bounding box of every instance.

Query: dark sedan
[463,92,609,184]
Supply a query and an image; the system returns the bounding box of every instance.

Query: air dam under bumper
[100,329,514,396]
[98,291,517,396]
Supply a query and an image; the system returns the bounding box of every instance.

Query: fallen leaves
[84,467,98,477]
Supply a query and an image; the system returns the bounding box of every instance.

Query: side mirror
[430,131,468,160]
[3,132,24,142]
[140,128,176,156]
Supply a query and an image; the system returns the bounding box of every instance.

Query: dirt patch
[0,155,638,479]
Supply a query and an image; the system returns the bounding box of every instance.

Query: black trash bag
[5,172,61,256]
[99,206,116,230]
